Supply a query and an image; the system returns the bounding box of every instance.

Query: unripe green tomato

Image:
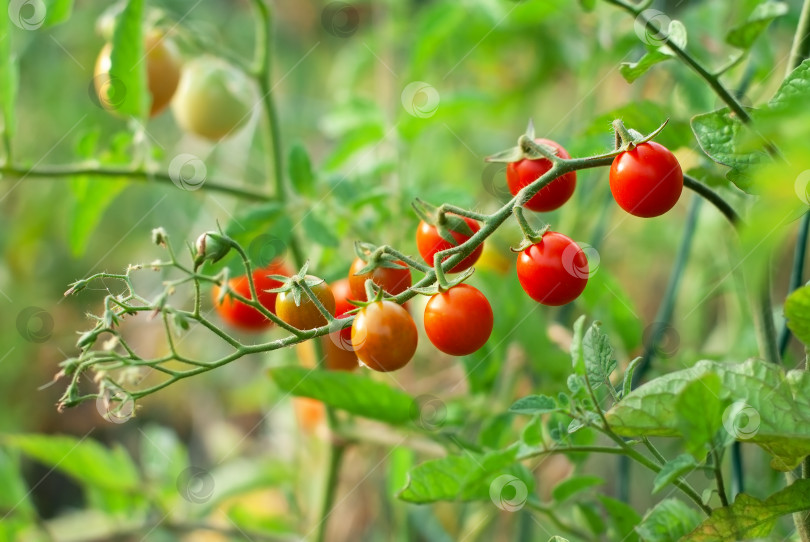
[171,56,254,141]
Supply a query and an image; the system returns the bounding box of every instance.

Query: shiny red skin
[348,258,412,301]
[609,141,683,218]
[516,232,588,306]
[416,215,483,273]
[213,261,292,330]
[351,300,417,372]
[506,138,577,212]
[324,278,359,371]
[424,284,493,356]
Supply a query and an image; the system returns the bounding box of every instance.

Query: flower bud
[194,231,232,268]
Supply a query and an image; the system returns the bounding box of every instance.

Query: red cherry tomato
[212,261,291,331]
[348,258,412,301]
[506,138,576,212]
[424,284,493,356]
[275,277,336,330]
[516,232,588,306]
[609,141,683,218]
[416,215,483,273]
[323,278,359,371]
[351,300,417,372]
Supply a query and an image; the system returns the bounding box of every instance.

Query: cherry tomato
[323,278,359,371]
[424,284,493,356]
[348,258,412,301]
[94,31,181,117]
[609,141,683,218]
[516,232,588,306]
[506,139,576,212]
[352,300,417,372]
[212,261,291,331]
[275,277,336,331]
[293,397,324,433]
[171,56,254,140]
[416,215,483,273]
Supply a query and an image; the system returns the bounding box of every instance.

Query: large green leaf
[107,0,146,117]
[769,58,810,111]
[605,359,810,470]
[726,2,789,50]
[653,454,698,494]
[785,283,810,346]
[620,20,687,83]
[398,446,534,504]
[268,366,416,425]
[674,374,726,456]
[636,498,702,542]
[683,480,810,541]
[68,177,127,256]
[4,434,140,491]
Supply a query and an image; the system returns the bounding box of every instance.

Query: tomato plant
[424,284,493,356]
[516,231,588,306]
[351,300,418,372]
[609,141,684,218]
[506,139,576,212]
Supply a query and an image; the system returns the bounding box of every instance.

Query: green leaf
[683,480,810,541]
[605,359,810,471]
[583,321,617,389]
[323,124,385,171]
[653,454,698,494]
[43,0,75,27]
[619,20,687,83]
[769,58,810,110]
[552,475,603,502]
[268,366,416,425]
[577,501,606,534]
[599,495,641,542]
[726,2,788,50]
[577,0,596,11]
[690,109,763,192]
[570,315,587,376]
[108,0,146,117]
[288,143,316,197]
[622,357,642,399]
[68,177,127,256]
[785,284,810,346]
[0,449,33,518]
[521,416,544,447]
[398,446,533,504]
[302,213,339,248]
[674,374,726,456]
[636,498,702,542]
[0,10,18,145]
[4,434,140,491]
[510,394,558,415]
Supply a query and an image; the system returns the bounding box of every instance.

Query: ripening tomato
[94,31,181,117]
[352,300,417,372]
[416,215,483,273]
[609,141,683,218]
[348,258,412,301]
[212,261,291,331]
[293,397,325,433]
[424,284,493,356]
[506,139,576,212]
[516,232,588,306]
[171,56,254,140]
[323,278,359,371]
[275,277,336,330]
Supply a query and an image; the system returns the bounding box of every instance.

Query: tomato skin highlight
[424,284,493,356]
[506,139,576,212]
[348,258,412,301]
[351,300,417,372]
[609,141,683,218]
[416,215,483,273]
[275,278,336,331]
[212,261,291,331]
[516,232,588,306]
[323,278,359,371]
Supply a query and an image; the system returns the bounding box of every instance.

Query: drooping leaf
[636,498,702,542]
[653,454,698,494]
[288,143,316,197]
[785,284,810,346]
[552,475,603,502]
[683,480,810,541]
[620,20,687,83]
[68,177,127,256]
[605,359,810,471]
[268,366,416,425]
[726,2,789,50]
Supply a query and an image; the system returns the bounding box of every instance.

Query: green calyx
[613,118,669,152]
[352,241,410,275]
